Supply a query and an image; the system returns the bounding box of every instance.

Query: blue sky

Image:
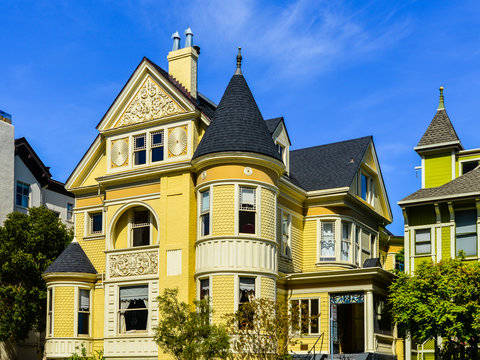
[1,0,480,234]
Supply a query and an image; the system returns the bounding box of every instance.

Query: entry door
[336,303,364,354]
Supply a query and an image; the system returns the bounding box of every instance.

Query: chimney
[0,110,12,124]
[167,27,199,99]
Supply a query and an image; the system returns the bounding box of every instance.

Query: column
[365,290,375,352]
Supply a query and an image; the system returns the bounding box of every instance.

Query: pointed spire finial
[172,31,180,51]
[438,86,445,110]
[235,47,242,75]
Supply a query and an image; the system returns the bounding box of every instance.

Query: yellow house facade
[43,31,400,359]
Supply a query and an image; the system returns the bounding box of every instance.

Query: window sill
[315,261,356,269]
[280,254,293,261]
[83,234,105,241]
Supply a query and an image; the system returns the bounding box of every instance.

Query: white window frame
[76,287,91,337]
[359,171,375,205]
[47,287,54,337]
[198,187,212,238]
[15,181,30,208]
[150,130,165,163]
[66,202,74,222]
[130,208,152,247]
[319,221,336,261]
[459,158,480,176]
[290,298,320,335]
[281,210,292,258]
[414,228,432,255]
[118,284,149,335]
[89,211,103,235]
[238,186,258,235]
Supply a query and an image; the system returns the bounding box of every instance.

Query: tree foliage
[0,206,72,341]
[154,288,230,360]
[389,256,480,359]
[225,298,317,360]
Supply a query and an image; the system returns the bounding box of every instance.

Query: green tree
[154,288,230,360]
[389,257,480,360]
[225,298,319,360]
[0,206,72,341]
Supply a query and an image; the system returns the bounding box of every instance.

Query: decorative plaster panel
[115,77,183,128]
[45,339,93,358]
[109,251,158,278]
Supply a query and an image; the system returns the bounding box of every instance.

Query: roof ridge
[291,135,372,153]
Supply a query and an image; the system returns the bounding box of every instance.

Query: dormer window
[359,171,375,205]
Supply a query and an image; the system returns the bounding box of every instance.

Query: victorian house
[43,30,400,359]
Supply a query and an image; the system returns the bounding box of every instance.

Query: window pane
[291,300,300,332]
[151,131,163,146]
[321,222,335,259]
[201,214,210,236]
[310,299,319,333]
[134,135,146,150]
[134,150,146,165]
[239,211,255,234]
[456,210,477,234]
[462,161,479,175]
[201,191,210,212]
[134,210,149,225]
[239,277,255,303]
[416,229,430,242]
[457,233,477,256]
[240,187,255,210]
[341,241,350,261]
[79,289,90,311]
[124,301,148,331]
[200,279,209,299]
[133,227,150,246]
[361,174,368,200]
[78,312,89,335]
[301,300,309,334]
[416,243,431,254]
[342,223,350,240]
[91,213,102,233]
[151,147,164,162]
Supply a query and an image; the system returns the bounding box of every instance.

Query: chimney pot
[185,27,193,48]
[171,31,181,51]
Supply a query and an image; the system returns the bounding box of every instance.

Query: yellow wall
[93,287,104,339]
[212,275,234,324]
[442,226,451,260]
[261,188,276,241]
[212,185,235,236]
[303,220,317,272]
[80,239,106,273]
[197,164,277,186]
[424,152,452,188]
[260,276,276,300]
[76,212,85,239]
[54,287,74,337]
[82,151,106,187]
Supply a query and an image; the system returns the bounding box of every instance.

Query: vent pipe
[172,31,181,51]
[185,27,193,48]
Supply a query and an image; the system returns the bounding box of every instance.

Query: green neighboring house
[398,87,480,359]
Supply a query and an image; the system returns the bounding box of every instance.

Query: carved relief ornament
[109,251,158,277]
[115,77,183,128]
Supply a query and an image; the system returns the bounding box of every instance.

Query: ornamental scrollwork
[115,78,183,127]
[109,251,158,277]
[331,292,364,304]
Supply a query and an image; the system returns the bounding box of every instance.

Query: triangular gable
[97,58,194,132]
[271,118,291,147]
[349,140,393,222]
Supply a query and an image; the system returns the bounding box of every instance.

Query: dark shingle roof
[265,117,283,134]
[44,242,97,274]
[416,109,463,150]
[193,73,282,161]
[399,166,480,204]
[289,136,371,191]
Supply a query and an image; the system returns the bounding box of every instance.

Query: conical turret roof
[193,53,281,162]
[416,87,463,152]
[44,242,97,274]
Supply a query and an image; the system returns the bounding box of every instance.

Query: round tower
[192,49,284,322]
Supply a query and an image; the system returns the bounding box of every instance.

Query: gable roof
[15,138,73,197]
[399,166,480,204]
[416,109,463,151]
[96,57,216,130]
[289,136,371,191]
[44,242,97,274]
[265,117,283,134]
[193,72,282,161]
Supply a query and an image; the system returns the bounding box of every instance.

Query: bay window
[119,285,148,333]
[341,222,351,261]
[78,289,90,335]
[282,212,292,258]
[239,187,256,234]
[455,209,477,257]
[320,222,335,261]
[200,190,210,237]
